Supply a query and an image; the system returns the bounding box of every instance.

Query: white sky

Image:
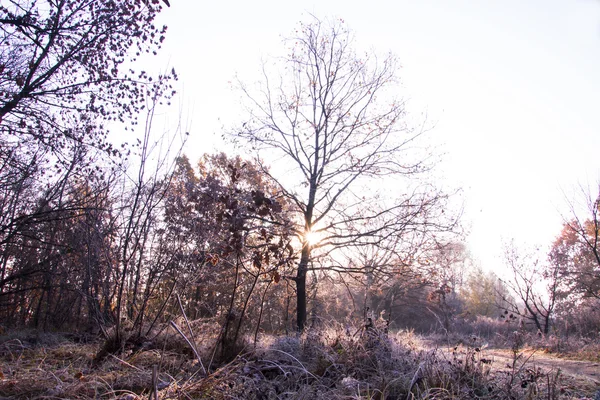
[149,0,600,272]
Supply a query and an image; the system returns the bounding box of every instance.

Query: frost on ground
[0,326,599,399]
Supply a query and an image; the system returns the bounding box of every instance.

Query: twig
[169,320,207,375]
[176,293,207,375]
[176,294,197,353]
[149,365,158,400]
[406,362,423,400]
[109,354,143,372]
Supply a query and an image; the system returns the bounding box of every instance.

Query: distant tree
[500,241,560,335]
[425,242,469,332]
[0,172,116,329]
[235,16,457,331]
[552,184,600,299]
[553,296,600,337]
[461,266,509,318]
[318,236,416,326]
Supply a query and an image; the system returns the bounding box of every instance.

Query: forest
[0,1,599,399]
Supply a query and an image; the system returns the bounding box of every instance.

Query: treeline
[0,0,177,333]
[0,146,300,353]
[0,2,457,345]
[1,2,599,361]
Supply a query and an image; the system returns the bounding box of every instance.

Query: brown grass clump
[0,329,186,399]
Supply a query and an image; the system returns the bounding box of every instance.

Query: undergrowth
[0,321,597,399]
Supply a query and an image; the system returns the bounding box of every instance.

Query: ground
[422,339,600,399]
[0,329,599,399]
[485,347,600,393]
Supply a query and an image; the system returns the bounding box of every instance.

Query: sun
[303,229,323,247]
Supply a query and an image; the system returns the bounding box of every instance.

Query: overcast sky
[149,0,600,273]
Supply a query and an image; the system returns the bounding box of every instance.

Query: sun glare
[303,229,323,247]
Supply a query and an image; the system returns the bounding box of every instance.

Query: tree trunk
[543,315,551,335]
[296,245,310,332]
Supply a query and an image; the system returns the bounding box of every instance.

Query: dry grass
[524,334,600,363]
[433,315,600,363]
[0,329,193,399]
[0,323,597,399]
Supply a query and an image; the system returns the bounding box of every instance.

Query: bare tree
[235,17,457,331]
[501,241,559,335]
[553,182,600,299]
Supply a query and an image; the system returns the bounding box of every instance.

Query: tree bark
[296,245,310,332]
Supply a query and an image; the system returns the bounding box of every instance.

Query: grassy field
[0,325,598,399]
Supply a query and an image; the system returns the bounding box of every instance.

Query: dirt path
[484,347,600,386]
[418,338,600,394]
[422,340,600,395]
